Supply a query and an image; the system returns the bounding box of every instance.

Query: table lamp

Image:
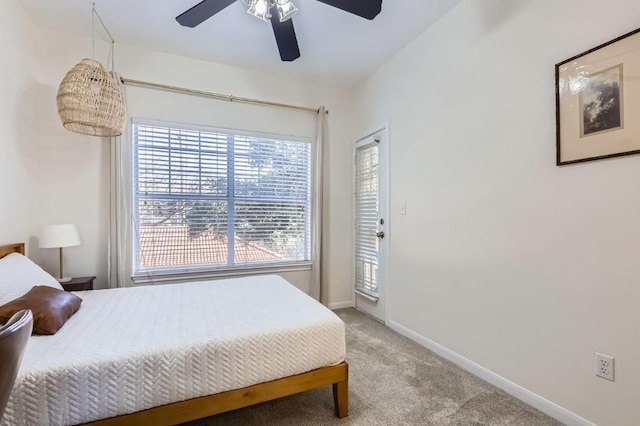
[39,224,81,282]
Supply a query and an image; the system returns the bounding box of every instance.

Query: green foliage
[185,201,228,238]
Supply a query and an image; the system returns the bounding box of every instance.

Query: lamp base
[57,277,72,283]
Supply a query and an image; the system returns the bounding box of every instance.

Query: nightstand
[61,276,96,292]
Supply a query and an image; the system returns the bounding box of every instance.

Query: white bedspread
[2,275,345,425]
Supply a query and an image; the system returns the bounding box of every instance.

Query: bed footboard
[85,361,349,425]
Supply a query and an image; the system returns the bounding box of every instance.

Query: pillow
[0,286,82,335]
[0,253,63,306]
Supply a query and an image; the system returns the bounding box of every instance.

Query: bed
[0,243,348,425]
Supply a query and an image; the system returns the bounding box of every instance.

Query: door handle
[376,231,385,239]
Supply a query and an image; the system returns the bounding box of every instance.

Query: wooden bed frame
[1,243,349,425]
[0,243,24,258]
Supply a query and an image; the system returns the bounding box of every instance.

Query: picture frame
[556,28,640,166]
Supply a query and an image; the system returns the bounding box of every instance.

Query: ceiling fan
[176,0,383,62]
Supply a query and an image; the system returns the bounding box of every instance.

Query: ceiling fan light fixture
[177,0,384,62]
[276,0,299,22]
[247,0,272,23]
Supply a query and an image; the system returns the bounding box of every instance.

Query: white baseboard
[329,300,354,310]
[387,320,596,426]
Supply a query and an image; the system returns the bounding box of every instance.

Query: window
[132,121,312,277]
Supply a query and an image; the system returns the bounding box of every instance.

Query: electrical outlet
[595,352,614,381]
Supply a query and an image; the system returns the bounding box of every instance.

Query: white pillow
[0,253,63,306]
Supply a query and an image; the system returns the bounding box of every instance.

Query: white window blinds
[133,122,311,275]
[354,142,379,297]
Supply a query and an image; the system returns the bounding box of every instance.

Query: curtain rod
[120,77,326,114]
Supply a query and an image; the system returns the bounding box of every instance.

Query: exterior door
[354,129,388,322]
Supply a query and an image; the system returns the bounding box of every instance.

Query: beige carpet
[185,308,564,425]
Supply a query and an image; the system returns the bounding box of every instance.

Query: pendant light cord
[91,3,117,71]
[92,3,95,59]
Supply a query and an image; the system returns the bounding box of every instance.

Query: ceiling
[21,0,461,87]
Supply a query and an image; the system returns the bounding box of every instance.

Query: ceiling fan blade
[270,16,301,62]
[176,0,237,28]
[316,0,382,20]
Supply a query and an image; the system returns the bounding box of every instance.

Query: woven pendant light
[56,58,127,137]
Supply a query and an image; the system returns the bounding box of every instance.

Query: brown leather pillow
[0,286,82,335]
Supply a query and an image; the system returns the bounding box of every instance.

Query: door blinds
[354,142,379,298]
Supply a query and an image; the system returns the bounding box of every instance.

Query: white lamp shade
[39,224,81,248]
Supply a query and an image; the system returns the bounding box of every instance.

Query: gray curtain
[108,74,128,289]
[310,106,326,304]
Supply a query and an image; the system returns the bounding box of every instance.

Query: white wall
[0,1,41,256]
[355,0,640,424]
[30,26,355,305]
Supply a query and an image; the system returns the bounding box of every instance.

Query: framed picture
[556,28,640,165]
